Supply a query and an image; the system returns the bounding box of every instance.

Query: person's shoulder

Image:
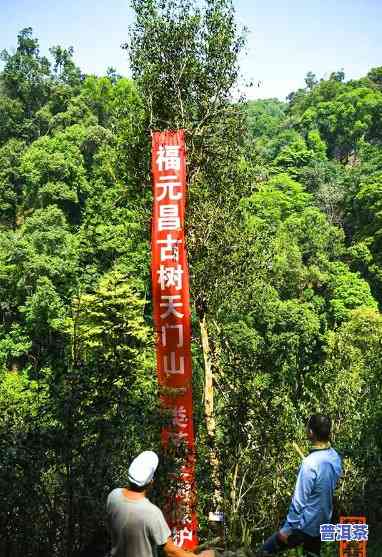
[323,447,342,465]
[144,498,163,513]
[303,452,318,467]
[329,447,341,459]
[300,456,319,477]
[144,499,166,520]
[329,447,343,468]
[107,488,123,504]
[307,447,342,469]
[143,500,171,544]
[303,449,331,470]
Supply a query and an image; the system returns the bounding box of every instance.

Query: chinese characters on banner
[151,130,198,549]
[339,517,367,557]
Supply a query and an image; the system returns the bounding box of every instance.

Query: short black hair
[308,414,331,441]
[127,480,147,493]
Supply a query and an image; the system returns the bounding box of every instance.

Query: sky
[1,0,381,101]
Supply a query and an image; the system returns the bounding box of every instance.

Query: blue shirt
[281,447,342,537]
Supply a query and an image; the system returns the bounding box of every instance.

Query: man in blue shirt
[260,414,342,556]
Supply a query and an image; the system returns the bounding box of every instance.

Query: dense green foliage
[1,3,382,555]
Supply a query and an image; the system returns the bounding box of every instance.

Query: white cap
[128,451,159,487]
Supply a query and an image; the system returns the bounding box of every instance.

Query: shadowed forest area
[1,1,382,556]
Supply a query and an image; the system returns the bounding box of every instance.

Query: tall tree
[127,0,249,514]
[0,28,51,119]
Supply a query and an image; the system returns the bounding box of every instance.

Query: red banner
[339,516,367,557]
[151,129,198,549]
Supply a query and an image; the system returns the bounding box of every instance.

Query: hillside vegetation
[1,5,382,555]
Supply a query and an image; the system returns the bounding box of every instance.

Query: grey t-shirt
[106,488,171,557]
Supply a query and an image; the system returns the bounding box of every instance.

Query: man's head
[307,414,331,442]
[127,450,159,492]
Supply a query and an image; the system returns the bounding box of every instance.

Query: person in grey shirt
[106,450,206,557]
[260,414,342,556]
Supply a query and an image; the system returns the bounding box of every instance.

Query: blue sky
[1,0,381,100]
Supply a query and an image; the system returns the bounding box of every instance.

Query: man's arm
[162,537,198,557]
[279,462,317,539]
[149,507,198,557]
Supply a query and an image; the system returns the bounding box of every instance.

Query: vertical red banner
[151,129,198,549]
[339,517,367,557]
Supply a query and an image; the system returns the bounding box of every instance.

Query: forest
[1,0,382,556]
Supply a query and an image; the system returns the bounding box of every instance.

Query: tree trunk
[200,314,222,514]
